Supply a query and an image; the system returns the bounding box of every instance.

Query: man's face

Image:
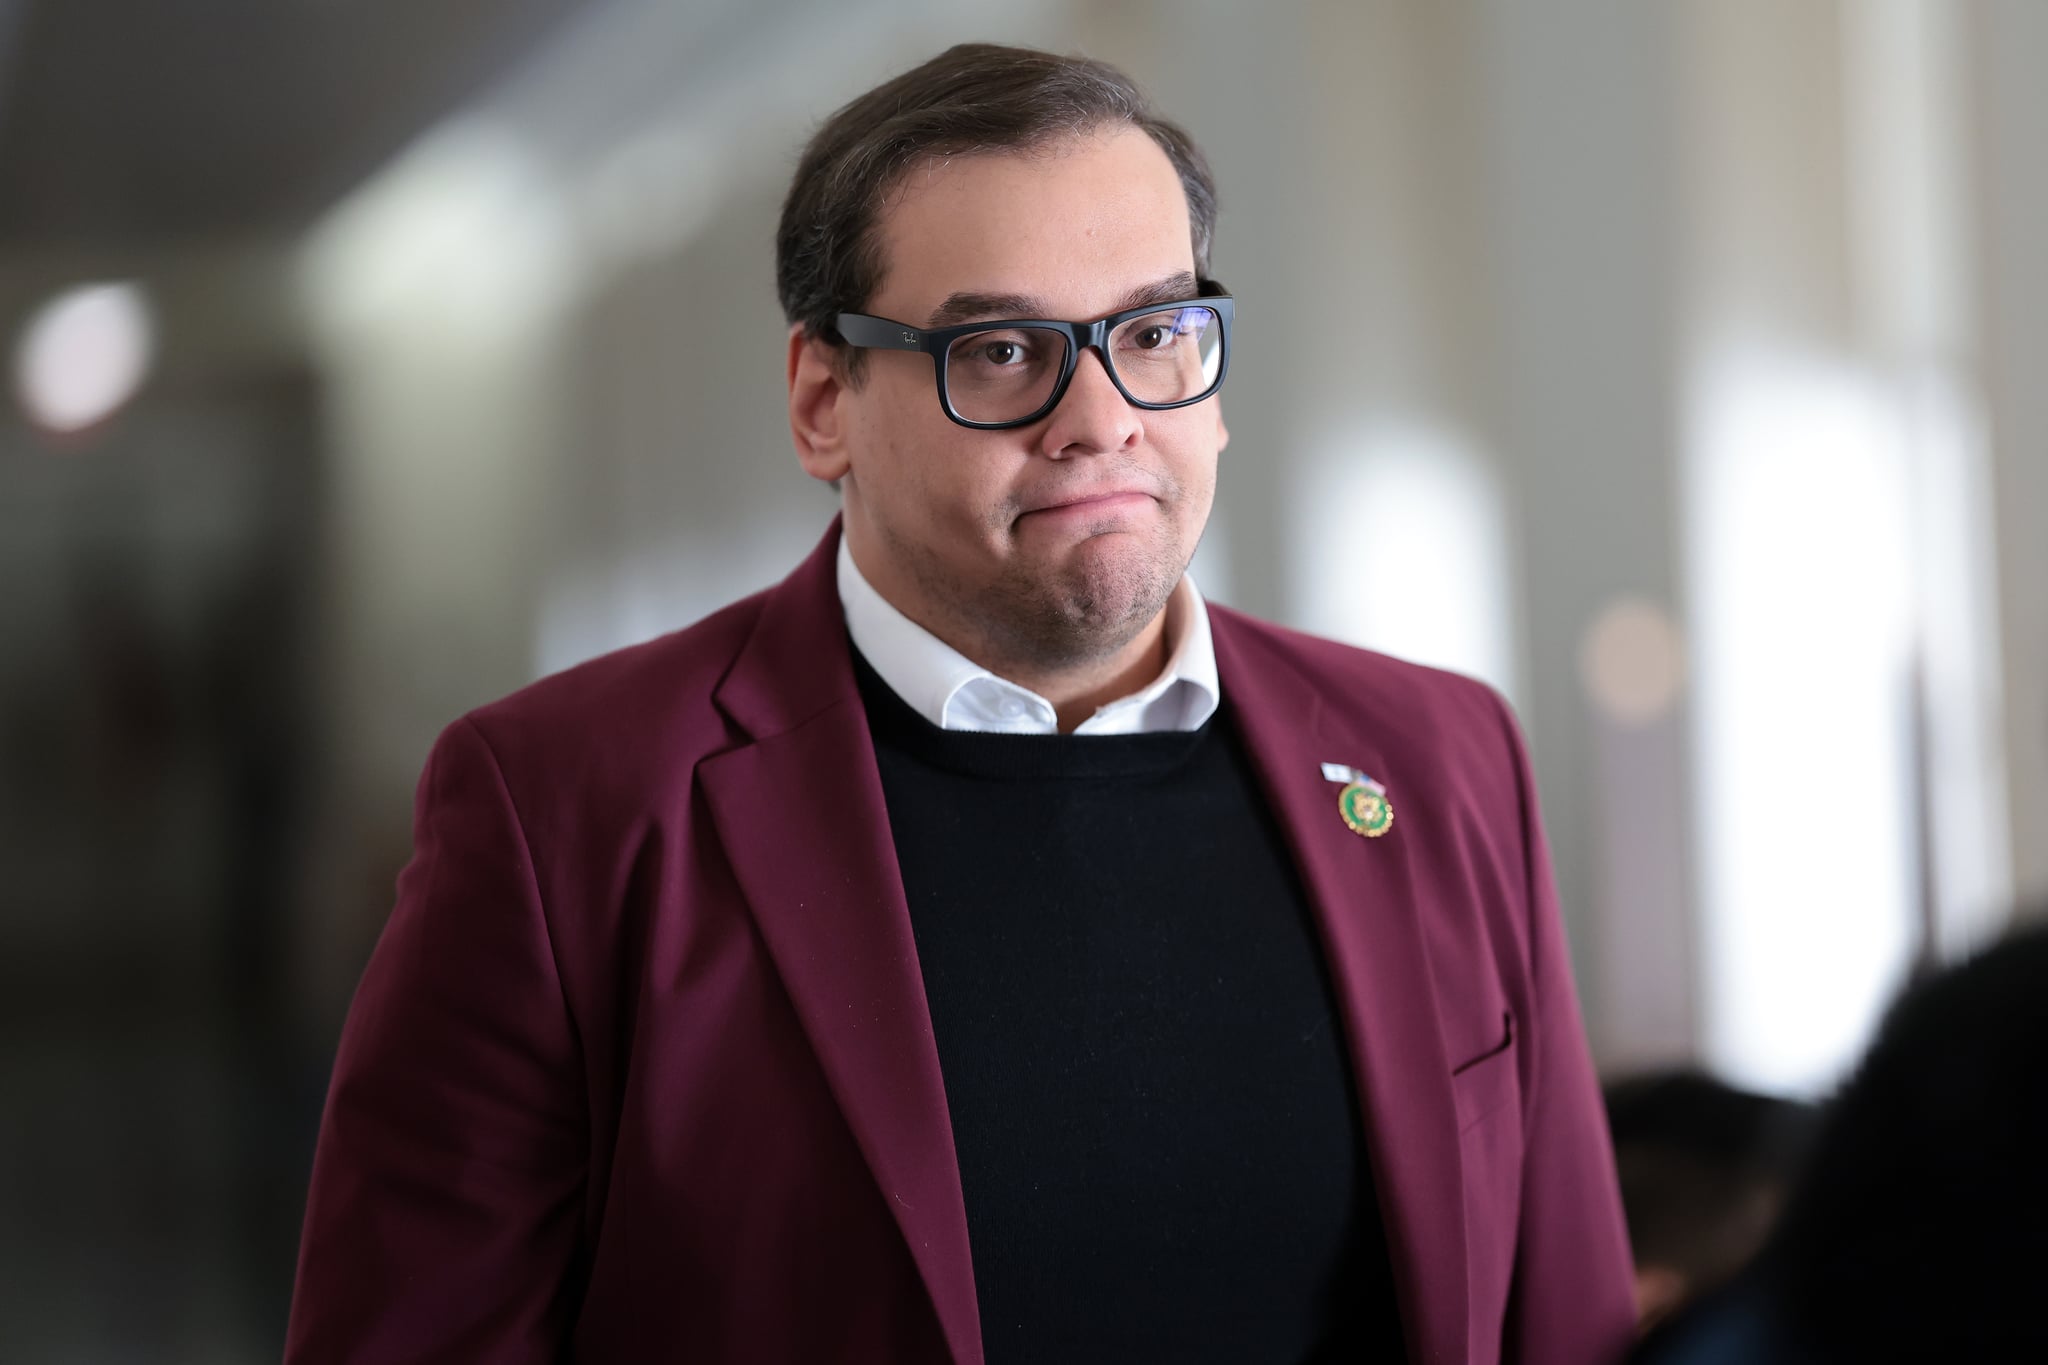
[818,126,1227,674]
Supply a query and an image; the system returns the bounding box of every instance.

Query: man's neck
[842,530,1180,734]
[995,614,1172,734]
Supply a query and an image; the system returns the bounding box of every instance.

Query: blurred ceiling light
[1579,595,1686,726]
[13,282,156,435]
[299,117,577,343]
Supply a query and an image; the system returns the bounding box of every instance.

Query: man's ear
[788,325,853,484]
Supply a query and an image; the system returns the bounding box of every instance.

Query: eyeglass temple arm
[833,313,927,352]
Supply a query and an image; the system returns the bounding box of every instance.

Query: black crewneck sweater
[855,652,1407,1364]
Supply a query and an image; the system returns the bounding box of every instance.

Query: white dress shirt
[836,535,1222,735]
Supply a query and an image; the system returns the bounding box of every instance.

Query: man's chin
[1022,552,1180,649]
[1036,524,1171,573]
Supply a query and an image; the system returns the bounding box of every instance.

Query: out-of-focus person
[1630,915,2048,1365]
[1604,1071,1817,1332]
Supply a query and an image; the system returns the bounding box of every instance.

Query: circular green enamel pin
[1338,781,1395,838]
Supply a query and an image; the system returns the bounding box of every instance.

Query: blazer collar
[701,519,984,1365]
[1210,608,1471,1365]
[709,519,864,741]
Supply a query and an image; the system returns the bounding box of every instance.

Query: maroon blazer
[287,522,1634,1365]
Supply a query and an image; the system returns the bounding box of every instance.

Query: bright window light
[1687,348,1918,1095]
[1291,422,1517,698]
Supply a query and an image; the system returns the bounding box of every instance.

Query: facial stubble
[886,469,1197,678]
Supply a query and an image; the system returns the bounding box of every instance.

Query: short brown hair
[775,43,1218,377]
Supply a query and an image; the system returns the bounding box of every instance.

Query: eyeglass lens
[941,305,1224,425]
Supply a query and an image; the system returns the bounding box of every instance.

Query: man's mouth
[1018,488,1156,518]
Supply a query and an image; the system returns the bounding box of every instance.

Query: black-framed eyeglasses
[834,282,1233,431]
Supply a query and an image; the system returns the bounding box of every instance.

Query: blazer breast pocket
[1450,1010,1519,1135]
[1452,1009,1524,1338]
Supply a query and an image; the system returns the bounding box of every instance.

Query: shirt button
[1001,698,1025,718]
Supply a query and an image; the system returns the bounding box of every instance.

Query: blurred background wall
[1,0,2041,1358]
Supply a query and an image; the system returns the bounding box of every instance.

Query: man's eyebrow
[1107,272,1201,315]
[923,272,1201,328]
[925,292,1043,328]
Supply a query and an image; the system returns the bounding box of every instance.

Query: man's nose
[1038,347,1142,458]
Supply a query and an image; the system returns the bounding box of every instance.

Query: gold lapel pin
[1321,762,1395,838]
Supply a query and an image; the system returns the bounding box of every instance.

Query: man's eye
[958,334,1039,367]
[1123,315,1191,352]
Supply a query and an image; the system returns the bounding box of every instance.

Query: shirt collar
[836,533,1221,735]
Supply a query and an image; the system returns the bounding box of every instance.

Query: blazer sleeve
[285,716,587,1364]
[1489,689,1638,1365]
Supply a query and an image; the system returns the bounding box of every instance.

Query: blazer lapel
[1212,612,1470,1365]
[698,525,981,1365]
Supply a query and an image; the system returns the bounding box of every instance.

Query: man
[287,43,1634,1365]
